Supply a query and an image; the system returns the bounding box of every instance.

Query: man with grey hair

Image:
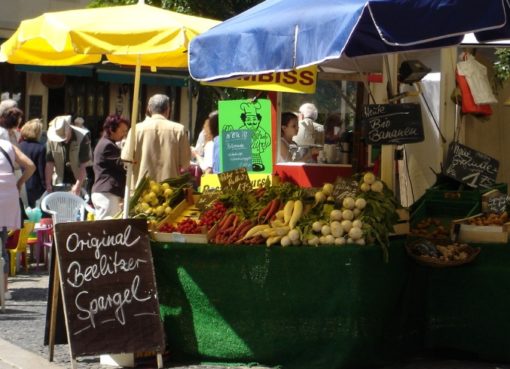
[121,93,191,188]
[293,103,324,148]
[0,99,17,117]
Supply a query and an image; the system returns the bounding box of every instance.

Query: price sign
[218,167,252,191]
[196,189,222,212]
[221,129,253,172]
[443,142,499,189]
[361,103,424,145]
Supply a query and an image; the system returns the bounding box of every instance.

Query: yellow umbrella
[0,0,220,217]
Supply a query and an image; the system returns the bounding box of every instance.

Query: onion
[342,209,354,221]
[370,181,384,193]
[288,229,300,242]
[348,226,363,240]
[312,221,323,232]
[352,220,363,229]
[321,224,331,236]
[341,220,352,232]
[342,197,355,210]
[322,183,334,196]
[280,236,291,247]
[330,209,343,221]
[360,183,371,192]
[363,172,376,185]
[330,221,343,238]
[356,238,366,246]
[324,235,335,244]
[354,198,367,210]
[334,237,346,246]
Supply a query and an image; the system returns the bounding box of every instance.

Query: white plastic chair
[41,192,95,224]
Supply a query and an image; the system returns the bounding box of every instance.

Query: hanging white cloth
[457,53,497,105]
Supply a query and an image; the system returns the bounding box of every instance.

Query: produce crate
[452,213,510,244]
[152,192,207,244]
[410,199,480,241]
[423,182,507,202]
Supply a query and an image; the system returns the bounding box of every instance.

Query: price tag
[172,233,186,243]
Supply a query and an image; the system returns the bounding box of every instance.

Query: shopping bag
[455,70,493,116]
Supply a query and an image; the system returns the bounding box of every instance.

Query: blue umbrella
[189,0,510,81]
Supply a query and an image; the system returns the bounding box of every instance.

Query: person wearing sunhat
[45,115,92,196]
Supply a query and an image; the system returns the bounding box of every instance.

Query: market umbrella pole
[123,56,141,219]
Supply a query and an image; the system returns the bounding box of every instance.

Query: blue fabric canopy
[189,0,510,81]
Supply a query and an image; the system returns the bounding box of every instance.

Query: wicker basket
[405,240,480,268]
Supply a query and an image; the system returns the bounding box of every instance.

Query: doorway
[47,87,66,123]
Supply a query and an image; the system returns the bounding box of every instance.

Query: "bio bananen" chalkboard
[362,103,424,145]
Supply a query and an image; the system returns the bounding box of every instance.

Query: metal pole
[123,56,142,219]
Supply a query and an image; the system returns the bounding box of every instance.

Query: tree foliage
[88,0,262,20]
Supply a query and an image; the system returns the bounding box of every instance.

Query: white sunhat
[47,115,72,143]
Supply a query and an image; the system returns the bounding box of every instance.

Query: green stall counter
[151,239,424,369]
[422,243,510,361]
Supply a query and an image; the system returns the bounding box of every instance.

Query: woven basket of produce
[405,238,480,268]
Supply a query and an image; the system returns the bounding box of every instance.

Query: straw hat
[47,115,71,142]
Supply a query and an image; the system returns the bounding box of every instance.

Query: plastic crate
[411,199,480,226]
[424,183,507,203]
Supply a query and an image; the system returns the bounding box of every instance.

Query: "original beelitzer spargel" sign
[53,219,165,357]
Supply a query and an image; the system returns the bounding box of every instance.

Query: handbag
[0,144,28,227]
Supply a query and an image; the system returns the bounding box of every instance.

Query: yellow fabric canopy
[0,1,220,218]
[0,2,219,68]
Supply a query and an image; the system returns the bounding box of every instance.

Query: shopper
[19,119,46,208]
[192,111,218,175]
[121,94,191,188]
[45,115,92,196]
[279,111,317,163]
[0,138,35,299]
[91,115,129,220]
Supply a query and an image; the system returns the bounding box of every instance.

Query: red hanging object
[455,70,492,116]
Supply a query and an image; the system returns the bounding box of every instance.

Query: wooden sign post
[361,103,424,145]
[49,219,165,368]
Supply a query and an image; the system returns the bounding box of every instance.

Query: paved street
[1,269,510,369]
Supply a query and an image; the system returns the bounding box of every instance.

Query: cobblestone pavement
[1,269,510,369]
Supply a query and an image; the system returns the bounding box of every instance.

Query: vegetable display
[143,172,402,256]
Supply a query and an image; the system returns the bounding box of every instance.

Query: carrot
[219,213,236,232]
[263,199,281,224]
[228,220,253,243]
[257,200,273,224]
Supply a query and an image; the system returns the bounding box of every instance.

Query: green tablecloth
[152,240,510,367]
[152,238,424,369]
[423,243,510,361]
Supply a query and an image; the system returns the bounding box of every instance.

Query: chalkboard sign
[218,167,252,191]
[222,129,253,172]
[362,103,424,145]
[488,195,508,213]
[444,142,499,189]
[482,190,509,214]
[196,189,221,212]
[332,177,360,200]
[28,95,42,119]
[53,219,165,357]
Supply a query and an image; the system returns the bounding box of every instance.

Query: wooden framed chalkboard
[52,219,165,359]
[443,142,499,189]
[361,103,424,145]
